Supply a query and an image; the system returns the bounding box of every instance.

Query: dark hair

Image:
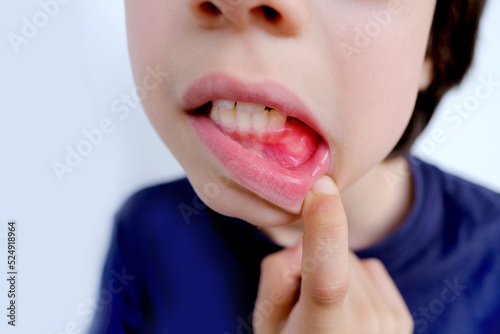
[389,0,487,158]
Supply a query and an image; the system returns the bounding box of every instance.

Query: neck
[260,157,414,250]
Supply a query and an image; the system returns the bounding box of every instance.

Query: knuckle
[260,253,279,271]
[354,310,380,333]
[352,302,412,334]
[402,312,415,331]
[378,312,398,334]
[260,251,290,275]
[392,307,414,333]
[307,281,349,306]
[363,258,385,271]
[392,304,412,321]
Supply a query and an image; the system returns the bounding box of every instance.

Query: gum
[220,118,320,168]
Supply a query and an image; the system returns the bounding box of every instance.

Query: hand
[254,176,413,334]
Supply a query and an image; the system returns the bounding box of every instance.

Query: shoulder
[406,158,500,332]
[412,156,500,237]
[91,179,208,332]
[415,157,500,215]
[112,178,212,246]
[116,178,197,221]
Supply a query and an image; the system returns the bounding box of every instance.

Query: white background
[1,1,499,333]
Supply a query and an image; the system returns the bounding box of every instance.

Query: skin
[255,177,413,333]
[125,0,436,332]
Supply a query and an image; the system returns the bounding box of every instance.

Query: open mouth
[193,100,320,169]
[183,74,330,212]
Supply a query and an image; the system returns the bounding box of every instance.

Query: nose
[189,0,307,36]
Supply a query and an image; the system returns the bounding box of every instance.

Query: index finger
[300,176,349,309]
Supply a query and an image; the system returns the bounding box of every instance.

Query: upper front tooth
[237,102,266,114]
[213,100,236,109]
[252,110,269,132]
[220,106,236,128]
[236,108,252,130]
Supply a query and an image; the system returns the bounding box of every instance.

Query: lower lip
[190,116,330,213]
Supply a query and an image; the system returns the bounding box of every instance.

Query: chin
[190,176,301,228]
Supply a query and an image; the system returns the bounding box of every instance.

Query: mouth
[197,100,321,168]
[182,74,330,213]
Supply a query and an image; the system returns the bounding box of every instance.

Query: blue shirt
[90,157,500,333]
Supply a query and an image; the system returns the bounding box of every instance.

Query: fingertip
[311,176,338,196]
[302,176,339,216]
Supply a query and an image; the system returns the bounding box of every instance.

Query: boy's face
[125,0,436,227]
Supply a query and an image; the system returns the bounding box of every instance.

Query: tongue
[223,118,320,168]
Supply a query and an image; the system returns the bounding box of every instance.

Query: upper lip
[181,73,326,141]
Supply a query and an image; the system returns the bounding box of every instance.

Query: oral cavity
[211,100,288,132]
[209,100,320,168]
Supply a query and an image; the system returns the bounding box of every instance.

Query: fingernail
[311,176,338,195]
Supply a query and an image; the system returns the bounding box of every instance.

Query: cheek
[125,1,186,90]
[124,2,190,146]
[344,44,422,156]
[313,0,435,185]
[347,6,432,138]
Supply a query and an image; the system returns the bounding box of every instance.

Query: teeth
[236,108,252,130]
[219,106,236,128]
[237,101,266,113]
[209,101,287,132]
[268,109,287,130]
[210,106,221,121]
[252,110,269,132]
[213,100,236,109]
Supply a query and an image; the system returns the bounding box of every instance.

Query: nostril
[259,6,281,22]
[199,2,222,16]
